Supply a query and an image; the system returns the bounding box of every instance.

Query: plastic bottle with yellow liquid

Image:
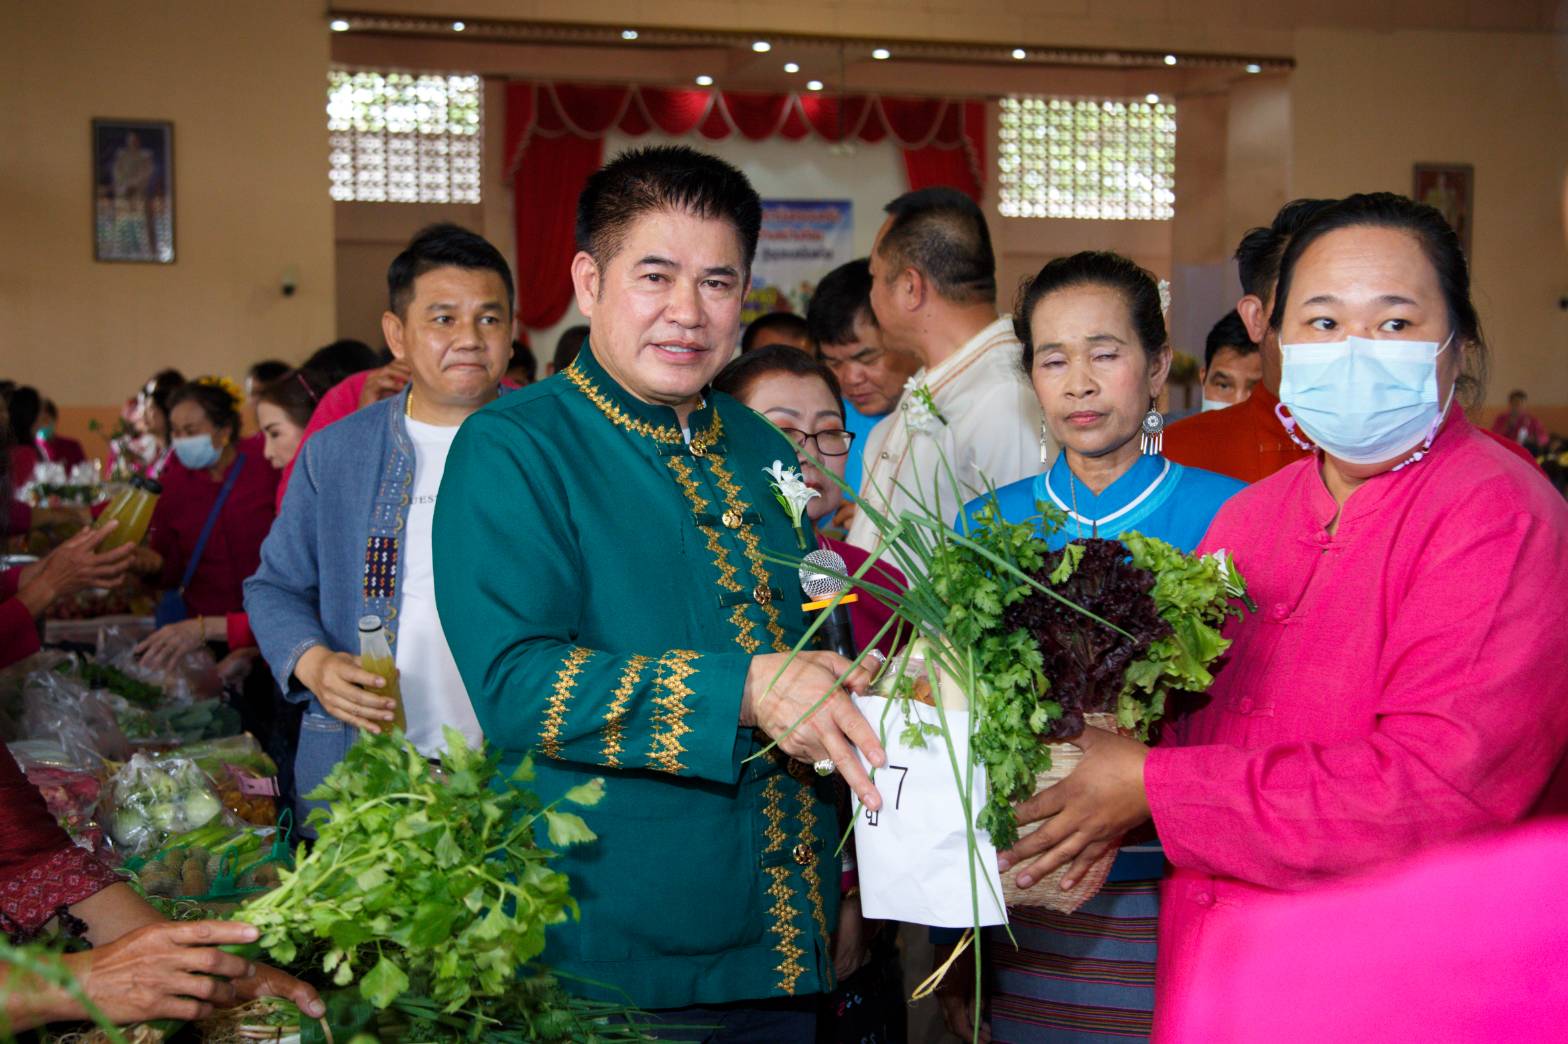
[96,476,162,551]
[357,615,407,734]
[97,484,136,531]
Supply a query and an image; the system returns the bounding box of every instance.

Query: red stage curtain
[511,132,601,331]
[505,83,985,331]
[901,100,986,201]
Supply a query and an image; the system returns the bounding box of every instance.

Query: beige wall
[0,0,336,451]
[8,3,1566,451]
[1290,28,1568,413]
[335,202,483,349]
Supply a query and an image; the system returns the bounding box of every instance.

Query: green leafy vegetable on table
[220,726,643,1042]
[68,660,164,710]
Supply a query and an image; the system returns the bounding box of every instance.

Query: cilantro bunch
[930,503,1060,849]
[232,727,640,1042]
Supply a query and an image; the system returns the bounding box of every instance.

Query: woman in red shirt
[34,399,88,469]
[712,344,907,659]
[133,378,278,668]
[1,397,136,668]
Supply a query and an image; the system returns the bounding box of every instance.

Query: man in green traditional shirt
[434,146,887,1039]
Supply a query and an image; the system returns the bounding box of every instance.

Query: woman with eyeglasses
[712,341,909,1044]
[713,344,904,658]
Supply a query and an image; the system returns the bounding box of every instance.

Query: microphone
[800,548,857,659]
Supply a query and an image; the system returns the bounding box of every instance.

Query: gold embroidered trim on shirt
[704,528,744,593]
[564,360,722,450]
[647,649,698,773]
[707,454,789,653]
[541,646,592,760]
[762,776,789,854]
[727,604,760,654]
[601,654,650,768]
[796,784,830,947]
[667,454,757,652]
[761,777,805,994]
[690,414,723,456]
[667,457,745,598]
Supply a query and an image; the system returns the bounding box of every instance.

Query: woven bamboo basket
[999,712,1126,914]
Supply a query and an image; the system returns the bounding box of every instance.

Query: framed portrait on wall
[92,118,175,263]
[1412,163,1473,259]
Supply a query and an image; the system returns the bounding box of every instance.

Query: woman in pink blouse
[994,192,1568,1040]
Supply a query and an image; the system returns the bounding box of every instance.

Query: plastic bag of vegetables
[21,665,130,769]
[101,624,221,705]
[130,814,294,903]
[101,753,230,856]
[0,651,74,741]
[157,733,278,779]
[10,741,109,857]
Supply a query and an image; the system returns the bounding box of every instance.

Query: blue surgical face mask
[1277,333,1454,467]
[173,433,221,470]
[1200,397,1232,413]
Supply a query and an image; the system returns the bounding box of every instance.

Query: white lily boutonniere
[764,459,821,548]
[1205,548,1257,612]
[902,377,947,435]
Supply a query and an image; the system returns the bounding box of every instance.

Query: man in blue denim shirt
[244,223,512,819]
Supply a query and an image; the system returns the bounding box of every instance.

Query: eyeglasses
[778,427,855,457]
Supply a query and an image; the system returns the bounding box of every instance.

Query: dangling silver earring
[1039,421,1051,464]
[1139,401,1165,456]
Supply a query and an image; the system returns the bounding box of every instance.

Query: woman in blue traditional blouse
[945,252,1243,1043]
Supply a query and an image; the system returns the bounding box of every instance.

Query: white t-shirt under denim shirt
[396,417,483,756]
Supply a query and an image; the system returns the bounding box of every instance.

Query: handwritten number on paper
[865,764,912,827]
[887,764,909,809]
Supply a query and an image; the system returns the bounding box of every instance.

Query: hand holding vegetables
[135,617,218,673]
[14,920,323,1029]
[233,728,627,1040]
[742,650,886,811]
[59,920,259,1022]
[999,726,1152,890]
[294,644,396,733]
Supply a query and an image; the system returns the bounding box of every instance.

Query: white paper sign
[851,695,1008,928]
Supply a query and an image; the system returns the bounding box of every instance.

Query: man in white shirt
[249,224,508,809]
[363,227,506,756]
[847,188,1048,552]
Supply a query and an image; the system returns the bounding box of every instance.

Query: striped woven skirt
[986,879,1159,1042]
